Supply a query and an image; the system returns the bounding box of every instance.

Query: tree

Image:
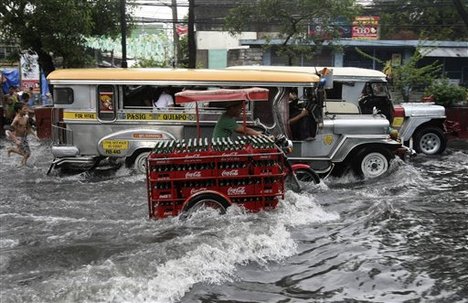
[224,0,360,65]
[357,47,442,102]
[0,0,132,76]
[371,0,468,40]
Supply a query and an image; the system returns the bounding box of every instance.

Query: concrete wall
[196,31,257,50]
[227,48,264,67]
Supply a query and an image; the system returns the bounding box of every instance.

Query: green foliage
[424,79,467,106]
[373,0,468,40]
[133,58,168,68]
[355,46,442,102]
[224,0,360,64]
[390,49,442,102]
[0,0,133,74]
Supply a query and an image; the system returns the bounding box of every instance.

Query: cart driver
[212,101,262,139]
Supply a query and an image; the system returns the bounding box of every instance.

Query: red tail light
[392,105,405,128]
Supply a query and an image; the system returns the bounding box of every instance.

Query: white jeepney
[230,66,447,155]
[47,68,405,179]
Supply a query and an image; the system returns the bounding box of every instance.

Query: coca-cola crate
[167,150,213,159]
[216,150,251,162]
[151,187,176,200]
[149,171,171,180]
[218,167,250,177]
[179,185,213,197]
[252,165,281,176]
[262,197,279,210]
[152,201,183,219]
[218,184,256,196]
[175,169,213,179]
[251,152,282,161]
[258,181,284,195]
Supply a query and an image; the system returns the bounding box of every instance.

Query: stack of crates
[146,136,286,219]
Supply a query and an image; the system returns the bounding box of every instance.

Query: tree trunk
[188,0,196,68]
[36,49,55,78]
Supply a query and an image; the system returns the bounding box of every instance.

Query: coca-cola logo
[221,152,238,157]
[190,187,207,195]
[185,154,201,158]
[185,171,202,178]
[221,169,239,177]
[227,187,246,195]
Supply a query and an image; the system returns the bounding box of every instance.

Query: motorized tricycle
[146,87,319,219]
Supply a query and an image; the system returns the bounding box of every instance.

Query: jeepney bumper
[51,145,80,158]
[48,146,101,174]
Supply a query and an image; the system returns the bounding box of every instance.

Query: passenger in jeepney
[153,88,174,109]
[212,101,262,139]
[288,89,316,140]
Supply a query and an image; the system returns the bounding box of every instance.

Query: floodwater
[1,138,467,303]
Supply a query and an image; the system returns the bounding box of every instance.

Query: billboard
[352,16,380,40]
[309,16,380,40]
[20,51,40,93]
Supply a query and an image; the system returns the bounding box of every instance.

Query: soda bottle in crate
[253,159,281,176]
[152,181,176,200]
[259,176,283,195]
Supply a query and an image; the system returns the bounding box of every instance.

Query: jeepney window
[53,88,74,104]
[97,85,116,121]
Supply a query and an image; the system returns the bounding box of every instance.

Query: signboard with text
[352,16,380,40]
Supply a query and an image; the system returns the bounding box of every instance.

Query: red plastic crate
[151,188,176,200]
[218,167,250,177]
[258,181,284,195]
[152,201,183,218]
[218,183,256,196]
[252,164,281,176]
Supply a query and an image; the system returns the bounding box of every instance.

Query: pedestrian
[6,102,37,166]
[2,95,17,126]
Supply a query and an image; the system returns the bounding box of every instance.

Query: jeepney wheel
[413,126,446,155]
[294,167,321,185]
[181,193,230,219]
[128,150,151,174]
[352,147,392,179]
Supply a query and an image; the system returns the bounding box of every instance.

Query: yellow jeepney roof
[47,68,319,85]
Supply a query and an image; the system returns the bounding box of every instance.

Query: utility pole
[452,0,468,29]
[172,0,179,67]
[120,0,128,68]
[188,0,196,68]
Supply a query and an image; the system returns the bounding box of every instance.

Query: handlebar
[253,119,292,154]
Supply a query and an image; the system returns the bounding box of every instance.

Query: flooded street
[1,138,467,303]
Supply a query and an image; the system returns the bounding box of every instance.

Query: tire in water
[352,147,393,179]
[413,127,446,155]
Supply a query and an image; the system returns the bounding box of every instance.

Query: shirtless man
[7,102,36,166]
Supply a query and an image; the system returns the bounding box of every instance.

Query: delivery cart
[146,87,289,219]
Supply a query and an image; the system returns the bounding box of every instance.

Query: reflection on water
[1,138,467,302]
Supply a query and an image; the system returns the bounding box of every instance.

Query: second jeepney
[47,68,405,179]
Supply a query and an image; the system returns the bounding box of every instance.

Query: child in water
[6,102,37,166]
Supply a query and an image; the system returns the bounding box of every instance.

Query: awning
[421,47,468,58]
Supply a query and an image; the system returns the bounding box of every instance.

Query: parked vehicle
[230,66,447,155]
[46,68,404,179]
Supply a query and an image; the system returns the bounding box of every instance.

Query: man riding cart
[146,87,320,219]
